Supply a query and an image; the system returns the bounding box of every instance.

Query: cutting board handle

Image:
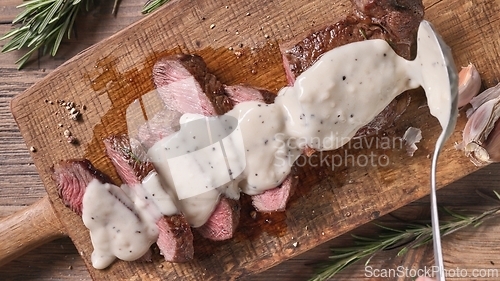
[0,196,67,266]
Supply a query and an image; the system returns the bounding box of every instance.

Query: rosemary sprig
[142,0,170,14]
[310,191,500,281]
[1,0,95,69]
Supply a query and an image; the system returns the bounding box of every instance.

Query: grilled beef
[222,84,299,212]
[251,175,298,212]
[136,108,182,150]
[151,56,243,241]
[52,159,156,263]
[224,85,276,105]
[52,159,112,216]
[196,197,241,241]
[281,0,424,83]
[280,0,423,138]
[104,135,154,185]
[156,214,194,262]
[104,134,194,262]
[153,54,233,116]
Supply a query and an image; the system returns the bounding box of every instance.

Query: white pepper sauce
[147,39,425,224]
[82,179,159,269]
[82,21,453,269]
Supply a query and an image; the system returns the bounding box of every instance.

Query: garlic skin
[459,83,500,166]
[402,127,422,156]
[466,83,500,117]
[457,63,482,107]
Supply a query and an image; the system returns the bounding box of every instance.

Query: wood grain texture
[0,196,66,266]
[0,0,496,280]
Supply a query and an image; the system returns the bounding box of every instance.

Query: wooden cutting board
[7,0,500,280]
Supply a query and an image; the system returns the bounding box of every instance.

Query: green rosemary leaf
[350,234,378,242]
[310,197,500,281]
[15,46,39,69]
[39,0,63,33]
[1,0,95,68]
[53,25,66,56]
[493,190,500,200]
[373,223,405,233]
[396,246,409,256]
[67,4,80,38]
[142,0,170,14]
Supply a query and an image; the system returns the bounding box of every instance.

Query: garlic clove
[467,82,500,117]
[457,63,482,108]
[464,142,490,166]
[460,89,500,166]
[482,117,500,162]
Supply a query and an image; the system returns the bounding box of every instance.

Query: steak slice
[104,134,194,262]
[196,197,241,241]
[222,84,298,213]
[280,15,387,84]
[152,56,242,241]
[280,0,423,138]
[52,159,112,216]
[224,85,276,105]
[52,159,155,263]
[251,174,298,212]
[153,54,233,116]
[104,134,154,185]
[281,0,424,83]
[352,0,424,46]
[136,108,182,150]
[156,214,194,262]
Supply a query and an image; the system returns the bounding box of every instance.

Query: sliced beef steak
[156,214,194,262]
[52,159,112,216]
[251,174,298,212]
[197,197,241,241]
[222,84,298,213]
[153,54,233,116]
[136,108,182,150]
[152,56,242,241]
[104,134,195,262]
[280,0,423,138]
[281,0,424,83]
[52,159,156,263]
[352,0,424,46]
[224,85,276,104]
[104,135,154,185]
[280,15,387,84]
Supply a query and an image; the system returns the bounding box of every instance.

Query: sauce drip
[82,179,159,269]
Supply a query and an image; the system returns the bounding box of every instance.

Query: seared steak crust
[52,159,111,216]
[104,134,154,185]
[156,214,194,262]
[153,54,233,115]
[281,0,424,83]
[197,197,241,241]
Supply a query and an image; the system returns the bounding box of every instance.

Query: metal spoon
[415,20,459,281]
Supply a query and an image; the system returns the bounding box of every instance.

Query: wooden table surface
[1,1,500,280]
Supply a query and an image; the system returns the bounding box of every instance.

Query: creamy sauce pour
[82,179,159,269]
[83,22,453,268]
